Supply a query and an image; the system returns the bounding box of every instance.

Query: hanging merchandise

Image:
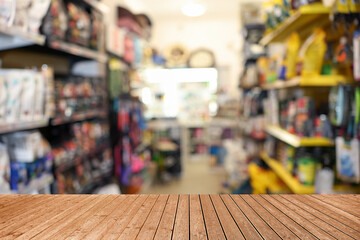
[299,28,327,76]
[41,0,68,40]
[354,29,360,81]
[336,137,360,183]
[329,86,351,127]
[285,32,300,79]
[335,36,352,64]
[66,2,91,47]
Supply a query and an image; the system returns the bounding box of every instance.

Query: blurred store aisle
[143,160,226,194]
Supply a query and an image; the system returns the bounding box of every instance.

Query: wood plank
[261,195,335,239]
[0,195,52,220]
[30,195,109,240]
[65,195,126,240]
[172,195,190,240]
[210,195,244,240]
[200,194,226,240]
[45,195,115,240]
[299,195,360,230]
[231,195,280,240]
[118,195,159,240]
[14,195,98,240]
[136,195,169,240]
[221,195,262,240]
[262,195,334,239]
[84,195,139,240]
[2,195,90,239]
[330,195,360,205]
[272,195,352,239]
[0,195,72,239]
[312,195,360,217]
[241,195,299,239]
[154,194,179,240]
[0,195,32,209]
[189,195,207,240]
[251,195,317,240]
[102,195,149,240]
[285,195,360,239]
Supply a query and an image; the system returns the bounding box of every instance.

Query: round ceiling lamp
[181,2,206,17]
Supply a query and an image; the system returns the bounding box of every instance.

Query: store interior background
[0,0,359,195]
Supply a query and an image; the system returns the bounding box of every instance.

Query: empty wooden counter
[0,194,359,239]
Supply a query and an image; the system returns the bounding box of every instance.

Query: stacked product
[0,131,53,194]
[52,120,112,194]
[0,68,52,126]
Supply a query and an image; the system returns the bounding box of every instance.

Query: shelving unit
[261,75,352,90]
[51,110,107,126]
[48,39,108,63]
[265,124,334,148]
[260,3,330,45]
[260,152,315,194]
[0,120,49,134]
[0,24,46,50]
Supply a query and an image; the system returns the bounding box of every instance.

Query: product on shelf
[336,137,360,183]
[0,143,11,193]
[41,0,68,39]
[66,2,91,47]
[51,120,112,194]
[53,76,105,118]
[0,69,51,125]
[0,130,53,192]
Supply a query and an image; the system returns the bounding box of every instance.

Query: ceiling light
[181,3,206,17]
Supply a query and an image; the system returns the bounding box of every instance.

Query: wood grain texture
[189,195,207,240]
[0,194,359,240]
[172,195,190,240]
[154,194,178,240]
[200,194,226,240]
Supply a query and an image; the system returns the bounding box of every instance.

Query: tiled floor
[143,159,226,194]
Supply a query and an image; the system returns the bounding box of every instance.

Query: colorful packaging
[28,0,51,33]
[0,143,11,193]
[300,29,327,76]
[66,2,91,46]
[41,0,68,39]
[20,71,36,121]
[354,30,360,81]
[297,156,317,185]
[0,75,7,124]
[33,72,46,120]
[5,71,22,123]
[336,137,360,183]
[285,32,300,79]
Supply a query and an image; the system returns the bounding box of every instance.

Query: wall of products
[238,0,360,194]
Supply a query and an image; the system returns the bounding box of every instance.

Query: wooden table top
[0,194,359,239]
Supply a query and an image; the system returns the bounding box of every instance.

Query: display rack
[0,24,46,50]
[260,3,330,45]
[261,75,352,90]
[265,124,334,148]
[260,152,315,194]
[51,110,107,126]
[0,120,49,134]
[48,39,108,62]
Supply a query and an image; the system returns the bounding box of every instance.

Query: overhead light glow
[181,3,206,17]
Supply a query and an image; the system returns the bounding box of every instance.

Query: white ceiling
[120,0,264,18]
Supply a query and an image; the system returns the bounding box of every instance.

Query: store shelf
[260,152,314,194]
[260,3,330,46]
[51,110,107,126]
[265,124,334,147]
[0,120,49,134]
[0,24,46,50]
[48,39,108,63]
[15,173,53,194]
[261,75,352,90]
